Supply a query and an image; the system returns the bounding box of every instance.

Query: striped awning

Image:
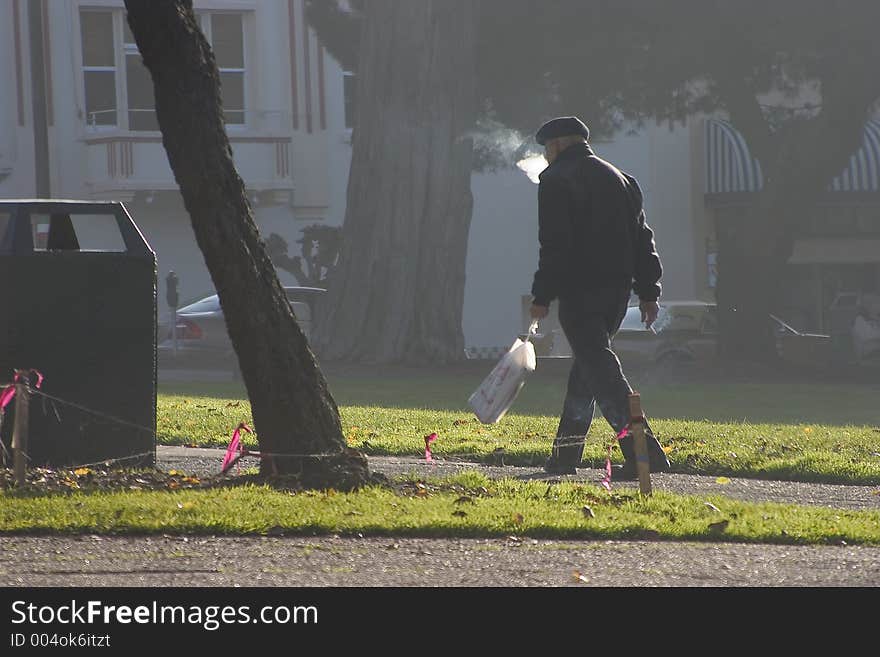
[705,118,880,194]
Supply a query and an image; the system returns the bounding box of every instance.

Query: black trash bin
[0,200,156,468]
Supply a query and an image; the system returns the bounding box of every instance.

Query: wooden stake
[12,382,29,487]
[628,393,652,496]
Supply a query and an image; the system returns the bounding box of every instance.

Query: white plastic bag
[468,322,538,424]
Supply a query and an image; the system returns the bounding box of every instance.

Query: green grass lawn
[157,366,880,485]
[2,472,879,545]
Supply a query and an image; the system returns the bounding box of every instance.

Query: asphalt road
[2,535,878,587]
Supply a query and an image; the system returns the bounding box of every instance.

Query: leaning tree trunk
[313,0,476,364]
[124,0,368,485]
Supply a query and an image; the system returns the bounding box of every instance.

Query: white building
[0,0,353,324]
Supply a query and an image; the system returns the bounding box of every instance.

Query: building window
[80,11,117,127]
[80,10,247,131]
[343,72,356,129]
[122,18,158,131]
[205,13,246,125]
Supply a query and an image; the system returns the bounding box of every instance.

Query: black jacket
[531,142,662,306]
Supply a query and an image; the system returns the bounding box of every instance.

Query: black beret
[535,116,590,145]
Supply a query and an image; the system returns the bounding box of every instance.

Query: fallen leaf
[225,401,241,408]
[513,513,524,525]
[715,477,731,485]
[704,503,721,513]
[168,470,181,476]
[662,446,674,454]
[573,571,590,584]
[73,468,91,476]
[708,520,730,534]
[582,506,595,519]
[803,427,813,434]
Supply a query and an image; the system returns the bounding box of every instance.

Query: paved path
[2,535,878,587]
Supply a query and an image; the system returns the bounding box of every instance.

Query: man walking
[529,116,671,477]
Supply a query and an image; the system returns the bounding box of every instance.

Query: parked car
[158,286,326,364]
[611,301,832,369]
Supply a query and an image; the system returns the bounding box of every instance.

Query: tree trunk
[124,0,368,485]
[313,0,476,364]
[716,81,876,362]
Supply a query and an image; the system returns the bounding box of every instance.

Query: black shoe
[650,453,671,473]
[611,462,638,480]
[544,458,577,475]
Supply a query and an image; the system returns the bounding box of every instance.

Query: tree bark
[313,0,476,364]
[124,0,368,485]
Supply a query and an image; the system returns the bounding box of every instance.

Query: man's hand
[640,300,660,329]
[530,304,549,320]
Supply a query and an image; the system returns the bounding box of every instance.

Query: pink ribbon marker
[221,422,253,474]
[29,370,45,389]
[0,387,14,412]
[600,425,630,491]
[424,432,437,462]
[0,369,45,412]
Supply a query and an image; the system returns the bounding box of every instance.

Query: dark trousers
[550,285,667,468]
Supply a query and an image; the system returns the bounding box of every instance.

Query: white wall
[0,6,17,183]
[0,0,33,198]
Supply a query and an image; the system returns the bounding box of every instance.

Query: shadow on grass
[159,360,880,426]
